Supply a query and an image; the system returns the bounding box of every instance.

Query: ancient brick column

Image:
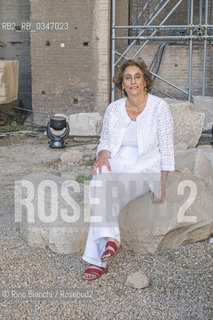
[93,0,111,114]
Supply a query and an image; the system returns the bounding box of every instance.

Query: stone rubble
[165,99,205,148]
[193,96,213,131]
[68,112,102,136]
[0,134,212,319]
[0,60,19,104]
[60,150,83,163]
[125,271,150,289]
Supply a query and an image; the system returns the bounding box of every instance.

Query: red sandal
[101,241,121,262]
[82,265,108,280]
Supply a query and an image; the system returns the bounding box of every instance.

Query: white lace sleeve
[157,101,175,171]
[96,105,112,157]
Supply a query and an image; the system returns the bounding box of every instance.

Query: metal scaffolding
[111,0,213,101]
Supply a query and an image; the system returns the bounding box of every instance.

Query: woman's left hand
[150,186,166,204]
[150,171,168,203]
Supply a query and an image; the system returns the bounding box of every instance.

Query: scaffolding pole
[113,25,213,29]
[111,0,116,101]
[199,0,203,24]
[149,71,189,95]
[112,35,213,40]
[188,0,194,101]
[202,0,209,95]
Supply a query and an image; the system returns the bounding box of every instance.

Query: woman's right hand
[92,150,112,174]
[92,157,112,174]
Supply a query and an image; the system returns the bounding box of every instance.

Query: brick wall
[115,44,213,100]
[30,0,99,125]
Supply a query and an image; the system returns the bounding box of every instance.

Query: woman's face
[122,65,146,97]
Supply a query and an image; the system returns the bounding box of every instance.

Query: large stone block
[175,148,213,185]
[0,60,19,104]
[18,148,213,256]
[68,112,102,136]
[197,145,213,166]
[193,96,213,131]
[119,149,213,254]
[165,99,205,148]
[18,172,90,255]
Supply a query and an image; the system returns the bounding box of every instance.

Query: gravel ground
[0,134,212,320]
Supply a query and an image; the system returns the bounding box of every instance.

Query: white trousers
[82,147,151,267]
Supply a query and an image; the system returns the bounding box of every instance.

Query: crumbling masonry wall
[30,0,98,125]
[0,0,31,110]
[30,0,112,126]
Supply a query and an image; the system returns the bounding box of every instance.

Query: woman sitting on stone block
[82,58,175,280]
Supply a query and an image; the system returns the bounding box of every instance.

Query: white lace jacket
[97,93,175,173]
